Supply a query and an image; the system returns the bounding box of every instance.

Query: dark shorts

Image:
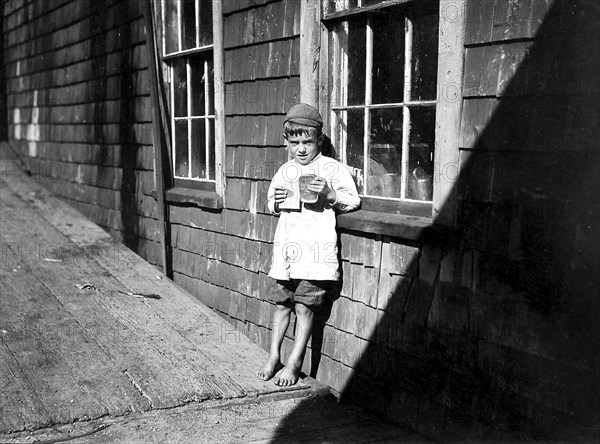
[270,279,333,309]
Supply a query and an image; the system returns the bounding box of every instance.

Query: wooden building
[2,0,599,439]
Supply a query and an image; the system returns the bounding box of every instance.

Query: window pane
[368,108,403,198]
[411,3,439,101]
[347,20,366,106]
[182,0,196,50]
[407,106,435,201]
[190,56,214,116]
[198,0,213,47]
[206,59,214,115]
[207,119,215,180]
[330,24,345,108]
[190,119,206,179]
[190,57,206,116]
[173,59,188,117]
[175,120,189,177]
[164,0,179,54]
[371,10,405,104]
[334,109,365,193]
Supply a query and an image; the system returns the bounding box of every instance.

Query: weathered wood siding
[2,0,160,262]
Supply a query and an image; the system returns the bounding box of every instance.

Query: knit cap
[283,103,323,128]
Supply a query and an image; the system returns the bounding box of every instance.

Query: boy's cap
[283,103,323,128]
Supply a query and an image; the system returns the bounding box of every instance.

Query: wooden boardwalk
[0,144,421,442]
[0,145,317,431]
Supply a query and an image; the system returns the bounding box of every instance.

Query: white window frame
[315,0,465,225]
[159,0,225,197]
[330,15,437,200]
[167,56,215,183]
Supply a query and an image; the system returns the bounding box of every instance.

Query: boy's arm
[330,163,361,213]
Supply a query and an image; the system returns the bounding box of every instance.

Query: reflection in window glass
[368,108,403,198]
[407,106,435,200]
[346,109,364,172]
[175,120,188,177]
[206,59,215,115]
[182,0,196,50]
[333,109,364,193]
[412,5,439,101]
[347,20,366,106]
[189,58,215,116]
[198,0,213,47]
[371,12,404,104]
[164,0,178,54]
[190,119,206,178]
[173,58,187,117]
[207,119,215,180]
[190,57,207,116]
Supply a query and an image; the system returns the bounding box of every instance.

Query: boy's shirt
[267,154,360,281]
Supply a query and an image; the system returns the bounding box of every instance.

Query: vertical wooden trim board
[213,0,226,201]
[319,20,331,133]
[433,0,466,226]
[143,0,169,275]
[300,0,321,108]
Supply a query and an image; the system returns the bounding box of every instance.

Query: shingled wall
[2,0,599,440]
[2,0,161,262]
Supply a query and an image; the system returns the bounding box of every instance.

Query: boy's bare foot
[255,357,283,381]
[273,362,301,387]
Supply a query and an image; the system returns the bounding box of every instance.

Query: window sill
[337,210,456,245]
[152,187,223,209]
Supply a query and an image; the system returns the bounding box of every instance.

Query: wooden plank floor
[0,145,315,434]
[0,143,424,443]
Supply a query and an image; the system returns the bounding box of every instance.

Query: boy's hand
[308,177,336,203]
[274,186,288,204]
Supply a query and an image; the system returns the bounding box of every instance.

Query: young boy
[256,103,360,387]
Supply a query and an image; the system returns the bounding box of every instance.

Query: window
[322,0,453,218]
[161,0,222,192]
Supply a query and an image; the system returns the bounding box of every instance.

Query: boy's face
[285,132,323,165]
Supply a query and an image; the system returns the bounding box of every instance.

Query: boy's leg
[274,302,314,387]
[256,302,291,380]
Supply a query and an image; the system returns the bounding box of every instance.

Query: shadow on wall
[89,0,143,253]
[272,0,600,441]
